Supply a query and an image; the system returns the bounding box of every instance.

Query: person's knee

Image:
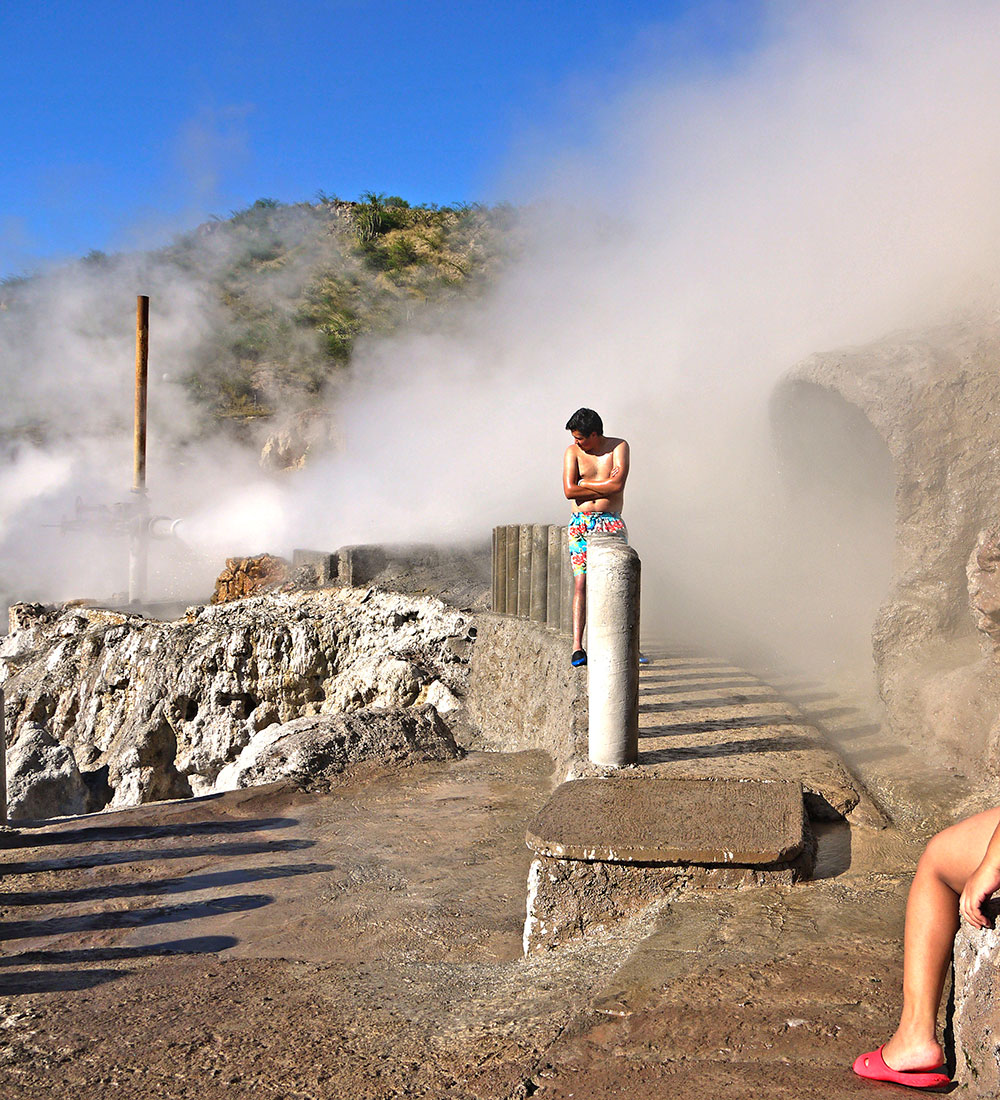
[917,829,954,881]
[574,575,586,595]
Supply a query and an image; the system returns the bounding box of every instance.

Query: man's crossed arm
[563,441,630,501]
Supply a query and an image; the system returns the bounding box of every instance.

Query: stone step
[526,776,808,866]
[523,777,813,952]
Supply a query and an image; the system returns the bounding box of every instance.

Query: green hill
[0,192,518,441]
[165,193,517,421]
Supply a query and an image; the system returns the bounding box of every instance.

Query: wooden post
[517,525,533,618]
[0,687,6,825]
[504,525,518,615]
[560,525,573,636]
[546,526,562,630]
[493,526,508,613]
[529,524,549,622]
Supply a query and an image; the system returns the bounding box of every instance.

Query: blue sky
[0,1,763,277]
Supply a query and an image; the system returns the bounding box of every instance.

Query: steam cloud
[3,0,1000,676]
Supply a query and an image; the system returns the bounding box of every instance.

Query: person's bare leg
[572,574,586,652]
[880,807,1000,1071]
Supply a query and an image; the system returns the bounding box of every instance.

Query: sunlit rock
[5,721,88,821]
[213,705,459,792]
[0,587,473,815]
[212,553,290,603]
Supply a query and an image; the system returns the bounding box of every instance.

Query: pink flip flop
[852,1046,950,1089]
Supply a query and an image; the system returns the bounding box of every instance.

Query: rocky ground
[1,648,984,1100]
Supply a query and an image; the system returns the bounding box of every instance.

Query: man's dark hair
[565,408,603,436]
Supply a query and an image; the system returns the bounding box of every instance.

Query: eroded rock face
[1,587,473,813]
[968,525,1000,652]
[214,705,460,791]
[6,721,88,821]
[774,326,1000,680]
[772,322,1000,764]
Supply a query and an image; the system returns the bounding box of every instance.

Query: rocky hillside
[0,193,518,444]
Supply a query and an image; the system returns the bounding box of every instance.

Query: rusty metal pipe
[129,295,150,604]
[133,294,149,494]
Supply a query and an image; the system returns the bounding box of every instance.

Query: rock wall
[771,321,1000,766]
[1,587,473,813]
[464,612,586,774]
[952,898,1000,1096]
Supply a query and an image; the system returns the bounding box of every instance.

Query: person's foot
[638,651,649,664]
[571,649,587,667]
[880,1034,946,1075]
[852,1045,949,1089]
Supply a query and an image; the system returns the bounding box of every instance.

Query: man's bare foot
[880,1033,945,1072]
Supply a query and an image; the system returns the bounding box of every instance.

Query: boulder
[212,554,290,604]
[881,525,1000,772]
[952,898,1000,1096]
[214,705,460,791]
[6,721,88,821]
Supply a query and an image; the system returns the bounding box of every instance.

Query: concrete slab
[526,777,807,865]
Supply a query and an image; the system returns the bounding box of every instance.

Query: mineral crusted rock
[214,705,460,791]
[953,898,1000,1096]
[212,553,290,604]
[1,587,473,813]
[6,721,88,821]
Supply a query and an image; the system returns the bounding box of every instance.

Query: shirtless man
[563,408,630,667]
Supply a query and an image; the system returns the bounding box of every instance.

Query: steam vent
[771,320,1000,770]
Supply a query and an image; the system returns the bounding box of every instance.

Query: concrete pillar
[493,526,508,612]
[546,526,562,630]
[559,525,573,636]
[504,525,519,615]
[586,538,640,767]
[529,524,549,622]
[517,524,533,618]
[1,687,6,825]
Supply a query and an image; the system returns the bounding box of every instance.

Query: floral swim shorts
[568,511,628,576]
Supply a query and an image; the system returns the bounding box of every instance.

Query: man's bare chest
[577,450,616,478]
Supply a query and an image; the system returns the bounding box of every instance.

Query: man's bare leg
[572,575,586,653]
[880,807,1000,1071]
